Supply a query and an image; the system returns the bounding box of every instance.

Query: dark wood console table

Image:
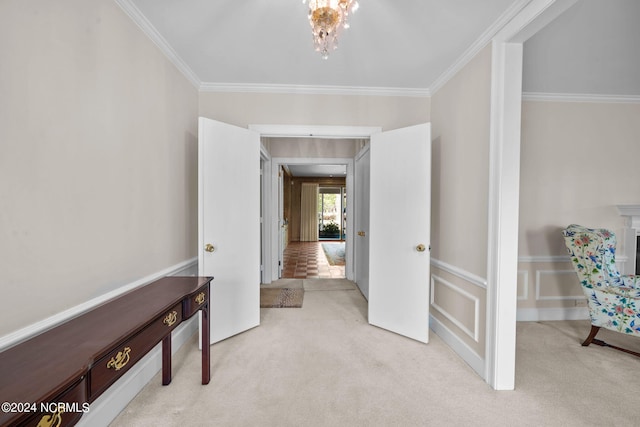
[0,276,212,427]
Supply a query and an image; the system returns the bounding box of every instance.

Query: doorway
[200,120,431,346]
[274,160,353,281]
[318,186,346,241]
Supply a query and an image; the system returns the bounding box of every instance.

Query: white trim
[201,83,429,98]
[429,315,485,379]
[522,92,640,104]
[518,254,629,265]
[76,317,199,427]
[430,258,487,289]
[248,124,381,139]
[260,148,273,285]
[535,270,584,300]
[431,275,480,342]
[252,124,382,284]
[0,258,198,351]
[486,0,581,391]
[485,39,523,391]
[517,307,589,321]
[114,0,201,89]
[518,255,570,263]
[429,0,532,95]
[617,205,640,217]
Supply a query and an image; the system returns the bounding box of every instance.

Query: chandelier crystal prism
[303,0,359,59]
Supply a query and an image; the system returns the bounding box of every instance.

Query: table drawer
[20,377,87,427]
[183,284,209,319]
[89,302,182,400]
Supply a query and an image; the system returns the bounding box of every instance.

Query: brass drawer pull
[163,310,178,327]
[195,292,206,305]
[106,347,131,371]
[37,407,64,427]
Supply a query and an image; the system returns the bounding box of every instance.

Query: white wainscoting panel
[535,269,584,301]
[517,270,529,300]
[431,275,480,342]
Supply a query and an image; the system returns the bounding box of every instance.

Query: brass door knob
[205,243,215,253]
[416,244,426,252]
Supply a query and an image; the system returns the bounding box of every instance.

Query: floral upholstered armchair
[562,224,640,357]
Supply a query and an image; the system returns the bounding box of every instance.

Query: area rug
[321,242,345,265]
[260,288,304,308]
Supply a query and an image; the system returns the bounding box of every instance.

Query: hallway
[282,241,345,279]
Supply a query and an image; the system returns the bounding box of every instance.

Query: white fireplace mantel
[617,205,640,275]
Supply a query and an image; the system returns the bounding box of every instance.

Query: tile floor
[281,241,345,279]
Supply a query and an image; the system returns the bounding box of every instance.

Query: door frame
[486,0,579,390]
[249,124,381,284]
[260,144,271,284]
[272,157,354,280]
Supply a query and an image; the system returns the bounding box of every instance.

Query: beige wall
[518,100,640,310]
[429,45,493,357]
[430,46,492,278]
[0,0,199,337]
[199,92,430,130]
[266,137,360,158]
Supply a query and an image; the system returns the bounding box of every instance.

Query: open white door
[199,117,260,344]
[368,123,431,343]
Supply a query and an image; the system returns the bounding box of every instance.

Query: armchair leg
[582,325,640,358]
[582,325,600,346]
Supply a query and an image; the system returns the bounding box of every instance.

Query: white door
[199,117,260,344]
[354,146,371,299]
[368,123,431,343]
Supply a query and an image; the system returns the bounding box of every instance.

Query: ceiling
[126,0,516,92]
[523,0,640,96]
[123,0,639,96]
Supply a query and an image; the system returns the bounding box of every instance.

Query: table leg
[162,334,172,385]
[202,299,210,385]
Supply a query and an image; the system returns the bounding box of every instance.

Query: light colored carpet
[110,283,640,427]
[303,278,356,291]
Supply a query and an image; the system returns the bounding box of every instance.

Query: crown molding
[113,0,427,100]
[522,92,640,104]
[429,0,532,96]
[199,82,430,98]
[114,0,201,89]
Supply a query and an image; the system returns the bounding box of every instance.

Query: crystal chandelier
[303,0,360,59]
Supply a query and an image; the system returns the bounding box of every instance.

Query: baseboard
[429,314,485,380]
[76,317,199,427]
[517,307,589,321]
[0,257,197,351]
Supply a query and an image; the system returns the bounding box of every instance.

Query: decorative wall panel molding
[431,258,487,289]
[535,270,584,301]
[517,270,529,300]
[431,275,480,342]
